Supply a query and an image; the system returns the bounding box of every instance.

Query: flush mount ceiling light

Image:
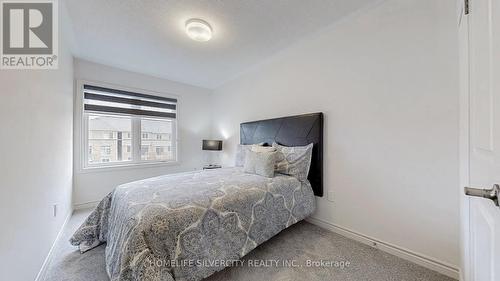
[185,18,212,42]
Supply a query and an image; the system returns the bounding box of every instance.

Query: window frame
[76,80,180,172]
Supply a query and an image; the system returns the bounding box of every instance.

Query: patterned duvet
[70,167,315,281]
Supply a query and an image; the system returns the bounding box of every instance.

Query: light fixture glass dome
[185,19,212,42]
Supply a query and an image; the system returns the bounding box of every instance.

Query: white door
[459,0,500,281]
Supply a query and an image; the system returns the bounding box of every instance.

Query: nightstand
[203,165,222,170]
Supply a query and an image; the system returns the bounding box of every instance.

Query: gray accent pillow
[243,150,276,178]
[235,143,264,166]
[272,142,313,182]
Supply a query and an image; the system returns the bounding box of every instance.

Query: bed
[70,113,323,281]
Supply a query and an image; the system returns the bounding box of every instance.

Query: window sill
[78,160,181,174]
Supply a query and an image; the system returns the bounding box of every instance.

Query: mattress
[70,167,315,281]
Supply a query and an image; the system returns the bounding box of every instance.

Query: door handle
[464,184,500,207]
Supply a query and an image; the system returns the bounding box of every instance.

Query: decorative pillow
[235,143,264,166]
[272,142,313,182]
[243,150,276,178]
[251,145,276,153]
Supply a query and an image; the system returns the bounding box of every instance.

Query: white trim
[77,159,181,174]
[307,217,460,280]
[73,200,100,210]
[34,209,73,281]
[458,1,471,280]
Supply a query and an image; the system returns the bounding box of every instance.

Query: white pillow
[243,150,276,178]
[235,143,265,167]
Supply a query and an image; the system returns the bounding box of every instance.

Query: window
[101,145,111,155]
[141,119,173,161]
[141,145,149,156]
[83,83,177,168]
[88,114,130,164]
[156,147,163,155]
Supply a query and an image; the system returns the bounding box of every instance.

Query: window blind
[83,84,177,119]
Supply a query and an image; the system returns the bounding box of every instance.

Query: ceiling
[65,0,377,89]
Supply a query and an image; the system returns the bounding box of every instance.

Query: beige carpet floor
[41,209,455,281]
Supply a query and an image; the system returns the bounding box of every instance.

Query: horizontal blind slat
[83,84,177,103]
[84,92,177,110]
[85,104,176,119]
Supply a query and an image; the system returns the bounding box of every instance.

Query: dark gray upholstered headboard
[240,113,323,197]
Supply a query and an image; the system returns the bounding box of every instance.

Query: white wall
[73,59,213,205]
[0,4,75,281]
[211,0,459,270]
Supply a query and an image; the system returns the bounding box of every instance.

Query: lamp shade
[202,140,223,151]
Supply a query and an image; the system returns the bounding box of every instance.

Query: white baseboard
[73,200,100,210]
[35,209,73,281]
[307,217,460,280]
